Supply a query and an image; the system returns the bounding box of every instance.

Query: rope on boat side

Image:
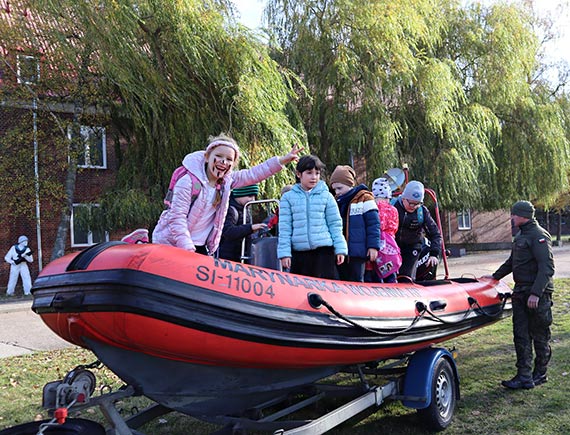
[307,291,512,335]
[467,292,512,318]
[307,293,425,336]
[415,301,474,325]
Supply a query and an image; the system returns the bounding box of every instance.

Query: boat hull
[31,242,512,416]
[87,338,340,416]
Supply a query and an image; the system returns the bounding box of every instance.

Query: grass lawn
[1,280,569,434]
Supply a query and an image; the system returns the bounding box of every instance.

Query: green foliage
[0,123,36,220]
[497,93,570,208]
[58,0,305,198]
[0,112,68,224]
[266,0,570,210]
[3,0,570,235]
[2,0,306,234]
[267,0,449,170]
[452,3,570,209]
[96,188,164,232]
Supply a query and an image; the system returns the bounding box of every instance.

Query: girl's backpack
[163,166,202,213]
[375,232,402,279]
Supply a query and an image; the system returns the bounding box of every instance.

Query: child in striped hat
[218,184,268,262]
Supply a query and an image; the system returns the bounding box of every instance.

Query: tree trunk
[557,210,562,242]
[318,103,330,163]
[50,116,79,261]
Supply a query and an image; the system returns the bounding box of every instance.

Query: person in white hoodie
[4,235,33,296]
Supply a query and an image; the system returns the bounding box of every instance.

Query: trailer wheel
[0,418,105,434]
[417,357,456,431]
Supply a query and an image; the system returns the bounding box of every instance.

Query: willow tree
[265,0,448,174]
[265,0,570,210]
[447,2,570,209]
[0,2,112,259]
[3,0,305,258]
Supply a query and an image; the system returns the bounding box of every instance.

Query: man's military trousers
[511,290,553,380]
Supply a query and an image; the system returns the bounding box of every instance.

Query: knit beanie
[232,184,259,198]
[401,180,425,203]
[205,136,240,163]
[511,200,535,219]
[371,177,392,199]
[330,165,356,187]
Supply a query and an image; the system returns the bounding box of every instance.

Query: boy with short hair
[278,155,347,279]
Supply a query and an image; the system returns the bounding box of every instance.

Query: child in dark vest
[330,165,380,282]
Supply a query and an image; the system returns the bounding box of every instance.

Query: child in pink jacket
[364,177,400,282]
[152,134,301,255]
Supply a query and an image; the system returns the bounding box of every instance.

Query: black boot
[532,345,551,386]
[501,374,534,390]
[532,371,548,386]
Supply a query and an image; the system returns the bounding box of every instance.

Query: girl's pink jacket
[152,150,283,254]
[378,201,399,236]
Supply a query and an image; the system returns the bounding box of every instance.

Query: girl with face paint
[153,134,302,255]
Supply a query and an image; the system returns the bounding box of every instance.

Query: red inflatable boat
[31,241,511,417]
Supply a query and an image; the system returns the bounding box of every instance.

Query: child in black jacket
[218,184,267,262]
[393,181,442,279]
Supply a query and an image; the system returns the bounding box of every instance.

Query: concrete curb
[0,299,32,314]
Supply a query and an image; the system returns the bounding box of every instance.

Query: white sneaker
[121,229,150,244]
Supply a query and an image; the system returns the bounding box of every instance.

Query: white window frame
[71,203,109,247]
[457,209,472,230]
[16,54,40,84]
[67,125,107,169]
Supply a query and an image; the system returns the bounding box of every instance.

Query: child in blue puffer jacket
[278,155,347,279]
[330,165,380,282]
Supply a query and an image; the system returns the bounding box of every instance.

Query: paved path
[444,244,570,282]
[2,245,570,358]
[0,299,74,357]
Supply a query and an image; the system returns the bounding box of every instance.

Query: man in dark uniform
[490,200,554,389]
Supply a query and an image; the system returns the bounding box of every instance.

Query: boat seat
[450,277,479,283]
[415,279,453,287]
[250,237,281,271]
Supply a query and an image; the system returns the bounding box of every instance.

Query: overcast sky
[233,0,570,69]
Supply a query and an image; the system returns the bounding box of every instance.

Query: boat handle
[308,293,324,309]
[429,300,447,311]
[52,292,85,309]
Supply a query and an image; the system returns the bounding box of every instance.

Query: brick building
[0,103,123,293]
[0,2,125,292]
[443,209,512,254]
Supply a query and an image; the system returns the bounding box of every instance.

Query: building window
[71,204,109,247]
[457,209,472,230]
[16,54,40,84]
[68,125,107,168]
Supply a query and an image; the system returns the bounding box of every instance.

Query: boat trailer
[1,347,459,435]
